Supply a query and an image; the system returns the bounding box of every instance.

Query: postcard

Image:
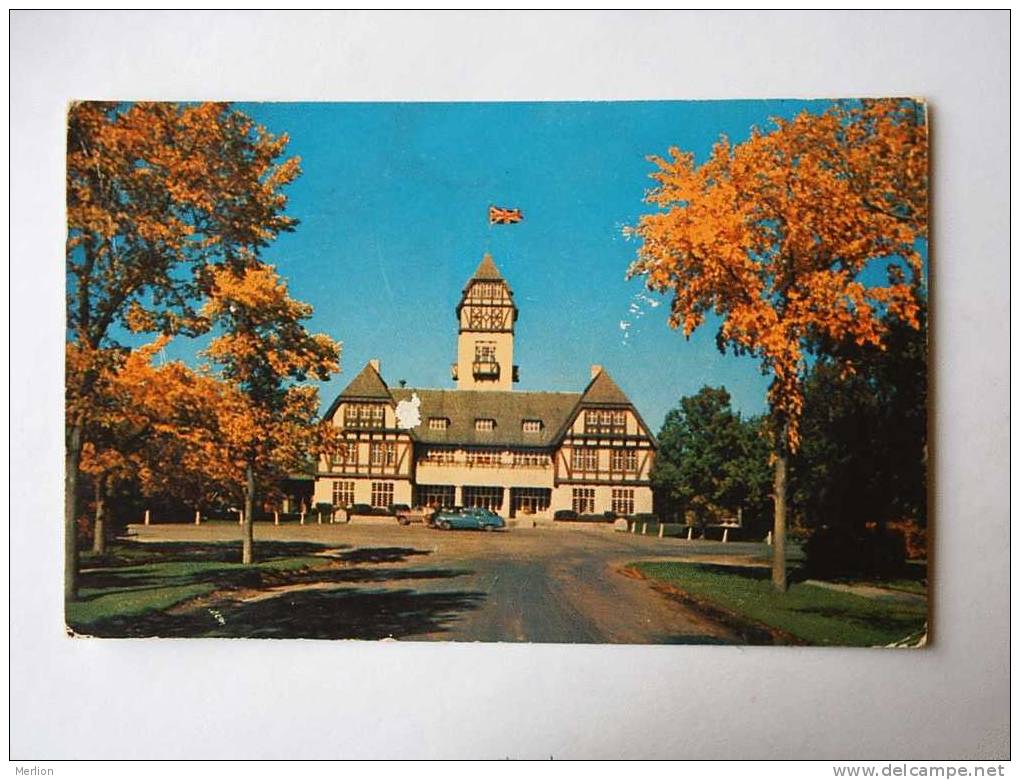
[64,99,928,645]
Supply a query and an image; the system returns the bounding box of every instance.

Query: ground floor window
[572,487,595,514]
[463,485,503,512]
[417,484,455,508]
[371,481,395,508]
[611,488,634,516]
[332,480,355,507]
[510,487,551,516]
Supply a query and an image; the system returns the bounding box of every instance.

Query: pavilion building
[312,253,657,519]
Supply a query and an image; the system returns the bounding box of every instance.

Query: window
[572,488,595,514]
[610,449,639,473]
[335,441,359,467]
[571,447,598,472]
[512,451,549,467]
[417,484,455,508]
[370,442,396,467]
[465,448,500,467]
[422,447,456,465]
[474,341,497,362]
[428,417,449,431]
[345,403,385,429]
[371,482,394,508]
[332,480,355,507]
[611,488,635,516]
[584,409,627,435]
[511,488,551,515]
[475,418,496,432]
[463,485,503,512]
[522,419,543,433]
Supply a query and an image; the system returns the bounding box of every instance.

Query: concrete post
[722,527,729,543]
[630,521,636,534]
[238,510,244,526]
[766,530,772,545]
[641,522,647,535]
[144,509,150,526]
[300,511,305,525]
[687,525,693,541]
[274,511,279,526]
[658,523,664,539]
[317,511,322,525]
[194,510,200,526]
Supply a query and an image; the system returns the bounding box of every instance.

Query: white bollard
[766,530,772,545]
[238,510,244,526]
[641,522,647,535]
[144,509,150,526]
[722,527,729,543]
[274,511,279,526]
[687,526,693,540]
[194,510,200,526]
[630,522,636,534]
[300,511,305,526]
[658,523,664,539]
[317,511,322,525]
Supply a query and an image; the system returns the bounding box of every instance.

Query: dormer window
[522,419,543,433]
[344,403,385,429]
[475,418,496,432]
[428,417,449,431]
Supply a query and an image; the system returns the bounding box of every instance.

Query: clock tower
[452,253,519,391]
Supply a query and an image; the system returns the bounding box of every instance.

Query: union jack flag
[488,205,523,224]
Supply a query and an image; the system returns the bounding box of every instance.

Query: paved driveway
[127,521,771,644]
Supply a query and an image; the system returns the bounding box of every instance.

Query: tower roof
[471,252,505,281]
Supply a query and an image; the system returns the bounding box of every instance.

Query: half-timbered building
[313,253,656,519]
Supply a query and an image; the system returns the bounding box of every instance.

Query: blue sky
[159,99,849,431]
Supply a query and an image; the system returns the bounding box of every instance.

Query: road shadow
[83,587,486,640]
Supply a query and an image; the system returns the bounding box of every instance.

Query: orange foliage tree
[65,101,300,598]
[202,264,341,565]
[74,338,237,554]
[628,99,928,590]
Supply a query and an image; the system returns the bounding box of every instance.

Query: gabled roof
[580,367,632,406]
[340,362,391,400]
[390,387,581,448]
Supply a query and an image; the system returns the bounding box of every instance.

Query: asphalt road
[127,521,773,644]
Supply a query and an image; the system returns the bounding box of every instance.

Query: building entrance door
[509,488,551,518]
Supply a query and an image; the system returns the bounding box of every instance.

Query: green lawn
[68,541,335,633]
[632,561,928,647]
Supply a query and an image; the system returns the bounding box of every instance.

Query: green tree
[793,292,928,535]
[652,387,772,533]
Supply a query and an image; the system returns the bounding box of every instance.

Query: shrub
[370,506,393,516]
[554,509,579,521]
[804,525,907,579]
[630,513,658,524]
[349,503,373,515]
[603,510,616,520]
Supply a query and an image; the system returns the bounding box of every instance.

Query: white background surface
[8,11,1011,759]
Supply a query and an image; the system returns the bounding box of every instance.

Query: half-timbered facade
[313,254,656,519]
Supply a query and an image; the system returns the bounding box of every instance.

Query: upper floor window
[369,442,397,467]
[584,409,626,435]
[428,417,449,431]
[522,419,543,433]
[474,341,497,363]
[344,403,385,429]
[610,449,639,473]
[331,442,354,466]
[571,447,598,472]
[475,418,496,432]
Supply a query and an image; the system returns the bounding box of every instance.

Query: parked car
[395,506,437,526]
[433,506,506,532]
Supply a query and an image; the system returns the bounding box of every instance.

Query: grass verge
[631,561,927,647]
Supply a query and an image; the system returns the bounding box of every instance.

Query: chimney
[369,359,380,373]
[590,364,603,379]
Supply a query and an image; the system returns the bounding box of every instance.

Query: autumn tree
[202,264,341,565]
[65,101,300,598]
[629,99,928,590]
[652,387,772,533]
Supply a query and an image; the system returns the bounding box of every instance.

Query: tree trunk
[65,420,84,602]
[242,462,255,565]
[772,447,788,592]
[91,476,107,555]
